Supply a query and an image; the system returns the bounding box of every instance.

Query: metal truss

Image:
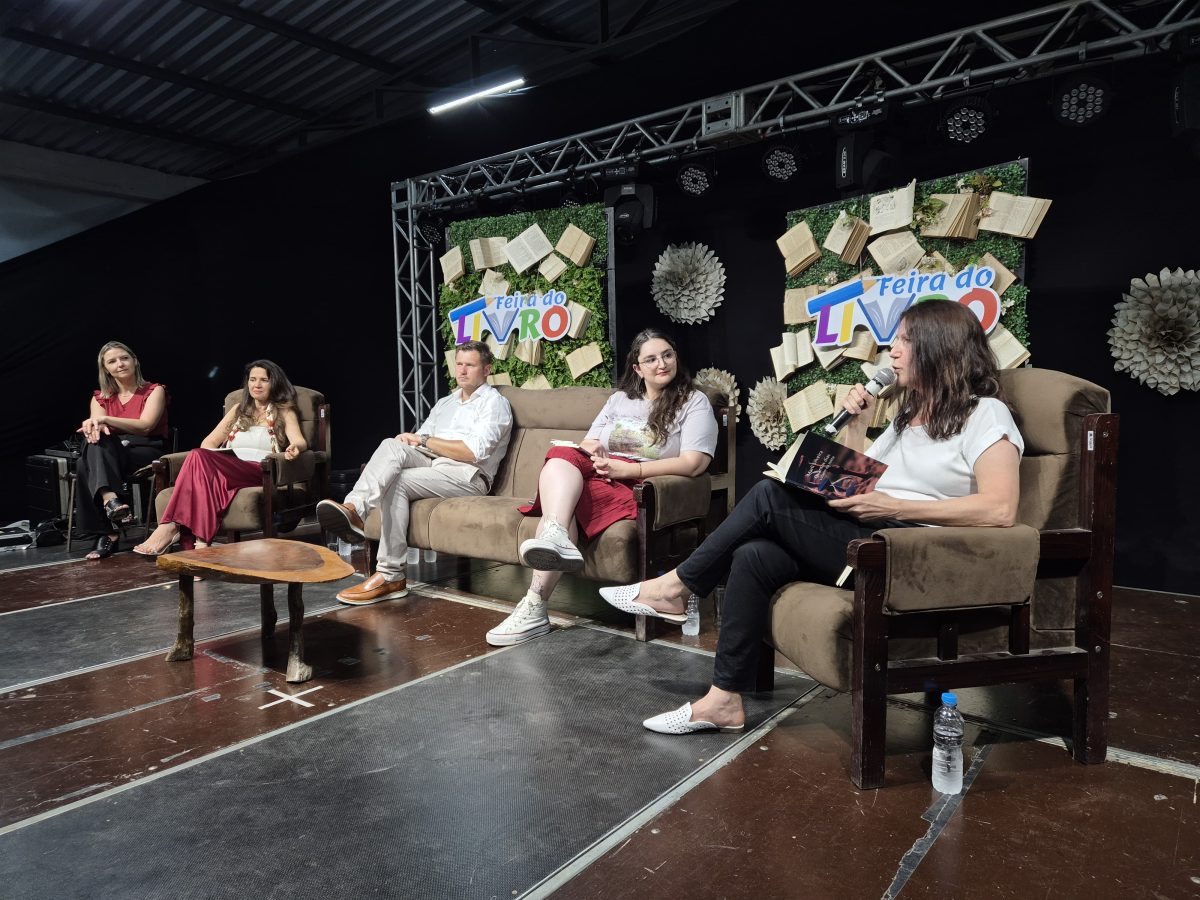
[392,183,446,431]
[392,0,1200,419]
[393,0,1200,210]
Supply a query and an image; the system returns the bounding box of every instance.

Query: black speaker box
[1172,63,1200,133]
[25,455,69,523]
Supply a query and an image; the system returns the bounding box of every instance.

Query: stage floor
[1,542,1197,898]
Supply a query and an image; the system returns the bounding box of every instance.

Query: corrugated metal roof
[1,0,739,179]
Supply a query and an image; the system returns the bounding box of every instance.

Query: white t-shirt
[228,425,273,462]
[585,389,718,461]
[865,398,1024,504]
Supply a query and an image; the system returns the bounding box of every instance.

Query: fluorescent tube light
[428,78,526,115]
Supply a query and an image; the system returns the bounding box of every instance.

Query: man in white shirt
[319,341,513,605]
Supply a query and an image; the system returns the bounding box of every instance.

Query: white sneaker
[519,518,584,571]
[486,593,551,646]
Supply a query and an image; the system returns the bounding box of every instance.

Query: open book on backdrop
[764,431,888,501]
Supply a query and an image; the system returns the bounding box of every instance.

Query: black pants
[676,479,915,692]
[73,434,163,534]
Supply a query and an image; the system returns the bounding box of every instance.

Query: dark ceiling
[0,0,740,181]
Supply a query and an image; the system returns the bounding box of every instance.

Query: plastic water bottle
[682,593,700,636]
[932,692,965,794]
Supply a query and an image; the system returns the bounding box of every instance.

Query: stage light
[428,77,525,115]
[1053,74,1110,126]
[939,96,993,144]
[603,184,655,244]
[761,144,801,182]
[415,209,445,245]
[676,152,716,196]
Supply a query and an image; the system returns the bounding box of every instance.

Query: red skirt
[161,450,262,545]
[518,446,641,541]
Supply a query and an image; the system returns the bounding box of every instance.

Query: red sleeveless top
[93,382,169,439]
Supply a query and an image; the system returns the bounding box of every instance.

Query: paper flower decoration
[651,242,726,324]
[694,368,742,421]
[747,377,789,449]
[1108,267,1200,396]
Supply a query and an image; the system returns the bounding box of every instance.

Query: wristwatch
[419,434,430,448]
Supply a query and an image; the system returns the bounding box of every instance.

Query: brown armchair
[152,386,330,541]
[760,368,1118,789]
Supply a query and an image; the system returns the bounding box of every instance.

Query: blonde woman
[75,341,168,560]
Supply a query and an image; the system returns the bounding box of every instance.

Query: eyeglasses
[638,349,676,367]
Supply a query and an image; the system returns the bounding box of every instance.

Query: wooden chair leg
[1072,650,1109,764]
[852,562,888,790]
[852,670,888,789]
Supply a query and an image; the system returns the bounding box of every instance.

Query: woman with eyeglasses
[484,328,718,647]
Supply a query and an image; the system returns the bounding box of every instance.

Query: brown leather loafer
[318,499,367,544]
[336,572,409,606]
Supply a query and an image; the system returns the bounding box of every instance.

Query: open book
[764,432,887,500]
[549,440,651,462]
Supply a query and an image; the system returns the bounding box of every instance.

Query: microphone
[825,368,896,435]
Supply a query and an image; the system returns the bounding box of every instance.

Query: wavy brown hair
[616,329,694,447]
[890,300,1008,440]
[232,359,299,435]
[95,340,146,398]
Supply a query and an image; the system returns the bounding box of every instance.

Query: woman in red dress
[75,341,168,560]
[133,360,306,556]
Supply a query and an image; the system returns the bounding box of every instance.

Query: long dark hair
[233,359,298,433]
[616,329,694,446]
[891,300,1007,440]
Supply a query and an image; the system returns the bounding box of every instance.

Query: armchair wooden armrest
[634,473,712,530]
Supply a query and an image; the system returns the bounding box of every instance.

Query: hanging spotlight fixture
[1053,73,1111,126]
[415,209,446,245]
[603,184,655,244]
[938,96,994,144]
[676,151,717,197]
[761,143,801,182]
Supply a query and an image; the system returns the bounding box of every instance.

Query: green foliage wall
[440,203,612,390]
[784,161,1030,436]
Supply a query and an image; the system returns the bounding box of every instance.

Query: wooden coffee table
[156,539,355,683]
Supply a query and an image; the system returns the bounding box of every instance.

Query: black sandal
[87,534,119,560]
[104,497,134,527]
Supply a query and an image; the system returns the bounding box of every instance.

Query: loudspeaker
[834,132,900,192]
[25,455,69,524]
[1171,63,1200,133]
[604,184,655,244]
[834,132,869,189]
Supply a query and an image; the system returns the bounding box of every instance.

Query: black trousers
[73,434,163,534]
[676,479,915,692]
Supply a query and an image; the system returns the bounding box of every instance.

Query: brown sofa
[361,385,735,639]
